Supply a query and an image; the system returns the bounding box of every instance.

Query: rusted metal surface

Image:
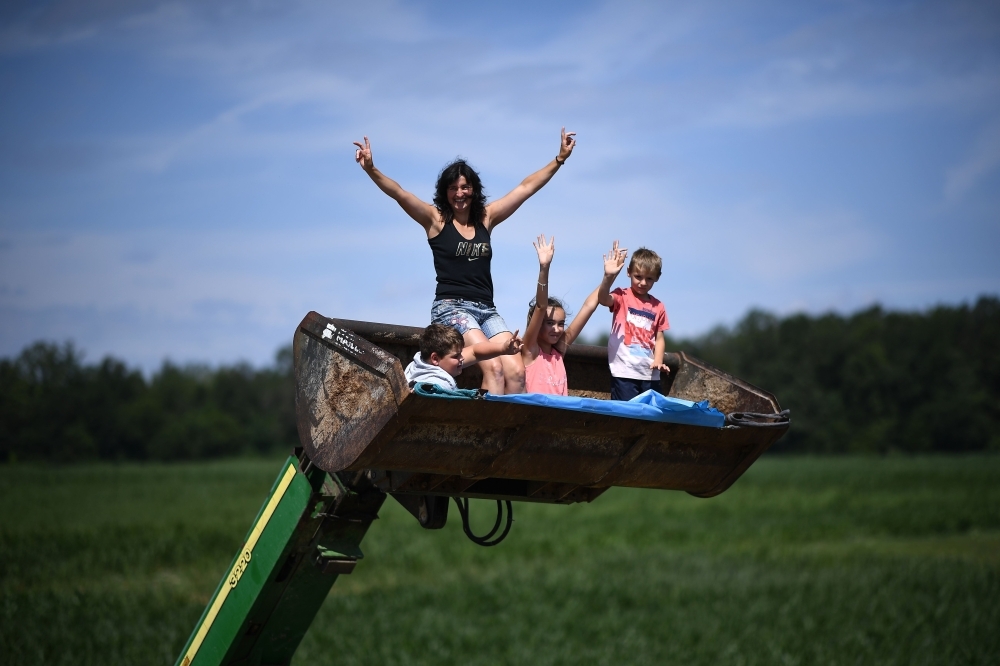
[295,313,790,503]
[293,313,408,473]
[669,353,779,415]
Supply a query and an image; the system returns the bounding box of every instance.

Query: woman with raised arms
[353,129,576,395]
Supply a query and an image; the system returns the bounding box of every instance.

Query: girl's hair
[433,159,488,227]
[526,297,569,328]
[419,323,464,359]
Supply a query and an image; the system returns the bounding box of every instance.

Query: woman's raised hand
[353,136,374,172]
[603,240,627,278]
[558,127,576,162]
[533,234,555,268]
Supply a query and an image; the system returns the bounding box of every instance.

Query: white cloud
[733,209,881,282]
[2,0,999,366]
[0,225,438,367]
[945,118,1000,201]
[10,0,996,176]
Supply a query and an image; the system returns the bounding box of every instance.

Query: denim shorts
[431,299,510,339]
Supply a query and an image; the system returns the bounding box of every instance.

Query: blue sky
[1,0,998,370]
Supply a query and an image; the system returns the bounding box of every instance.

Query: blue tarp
[411,383,482,400]
[410,383,725,428]
[485,389,725,428]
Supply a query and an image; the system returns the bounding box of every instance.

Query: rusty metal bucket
[294,312,789,503]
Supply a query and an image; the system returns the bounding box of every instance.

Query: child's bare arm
[523,235,554,359]
[650,330,670,374]
[597,240,627,307]
[353,136,440,233]
[560,241,626,352]
[558,287,600,353]
[462,331,524,365]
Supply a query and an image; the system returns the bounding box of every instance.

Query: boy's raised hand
[353,136,374,172]
[533,234,555,268]
[603,240,628,278]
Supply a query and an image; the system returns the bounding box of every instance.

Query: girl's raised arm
[353,136,441,235]
[523,235,555,362]
[484,128,576,231]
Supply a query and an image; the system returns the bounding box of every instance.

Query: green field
[1,455,998,665]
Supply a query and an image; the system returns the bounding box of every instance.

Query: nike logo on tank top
[428,221,495,306]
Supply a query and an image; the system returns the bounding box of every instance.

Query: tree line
[1,296,997,462]
[673,295,1000,454]
[0,346,297,462]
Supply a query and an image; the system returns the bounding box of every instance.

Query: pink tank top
[524,347,568,395]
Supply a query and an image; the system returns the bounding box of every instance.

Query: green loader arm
[174,453,385,666]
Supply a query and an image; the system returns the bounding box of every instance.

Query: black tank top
[428,221,494,305]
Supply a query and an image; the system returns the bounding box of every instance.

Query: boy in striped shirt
[597,247,671,401]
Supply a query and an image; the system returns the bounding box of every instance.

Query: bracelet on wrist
[555,156,565,166]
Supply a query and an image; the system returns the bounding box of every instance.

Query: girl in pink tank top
[521,235,624,394]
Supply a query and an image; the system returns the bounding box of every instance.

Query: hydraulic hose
[725,409,791,427]
[453,497,513,547]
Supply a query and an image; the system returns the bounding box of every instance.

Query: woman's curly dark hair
[433,159,488,227]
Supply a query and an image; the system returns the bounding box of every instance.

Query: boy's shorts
[431,299,510,339]
[610,376,657,401]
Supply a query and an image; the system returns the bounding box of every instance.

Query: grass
[1,455,998,665]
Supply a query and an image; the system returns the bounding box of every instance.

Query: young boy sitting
[597,247,671,401]
[405,323,523,391]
